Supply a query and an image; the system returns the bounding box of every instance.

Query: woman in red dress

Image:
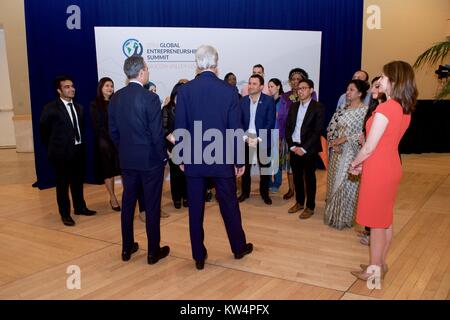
[349,61,418,281]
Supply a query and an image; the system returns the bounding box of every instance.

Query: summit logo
[123,39,144,57]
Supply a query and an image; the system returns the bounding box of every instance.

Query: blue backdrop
[25,0,364,189]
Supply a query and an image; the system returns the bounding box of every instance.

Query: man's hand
[179,164,185,172]
[235,166,245,177]
[293,147,305,156]
[247,137,258,148]
[166,133,175,145]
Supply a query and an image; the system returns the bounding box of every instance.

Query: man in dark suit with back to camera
[285,78,325,219]
[39,76,96,227]
[174,45,253,270]
[109,55,170,264]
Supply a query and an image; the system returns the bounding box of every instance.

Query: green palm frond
[435,78,450,100]
[414,41,450,69]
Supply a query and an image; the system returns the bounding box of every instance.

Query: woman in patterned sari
[324,80,369,229]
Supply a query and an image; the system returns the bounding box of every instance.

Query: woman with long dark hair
[358,76,387,245]
[349,61,418,281]
[91,77,121,211]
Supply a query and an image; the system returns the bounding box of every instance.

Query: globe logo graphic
[122,39,144,57]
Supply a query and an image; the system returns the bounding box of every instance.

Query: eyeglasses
[298,86,311,91]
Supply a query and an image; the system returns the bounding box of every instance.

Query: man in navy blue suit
[174,45,253,270]
[109,55,170,264]
[238,74,276,205]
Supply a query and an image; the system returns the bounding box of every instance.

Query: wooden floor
[0,149,449,300]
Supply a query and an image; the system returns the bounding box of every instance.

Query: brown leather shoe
[288,203,304,214]
[299,208,314,219]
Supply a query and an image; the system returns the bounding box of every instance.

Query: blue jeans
[270,167,282,189]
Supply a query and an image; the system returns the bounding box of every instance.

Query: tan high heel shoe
[351,265,385,281]
[360,264,388,275]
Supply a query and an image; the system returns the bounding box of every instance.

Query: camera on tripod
[435,64,450,79]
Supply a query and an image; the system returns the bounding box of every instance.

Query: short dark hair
[358,70,369,82]
[347,79,370,100]
[249,74,264,86]
[299,79,314,89]
[54,75,73,92]
[224,72,235,81]
[253,64,264,72]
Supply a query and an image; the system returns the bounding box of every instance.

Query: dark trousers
[51,144,86,217]
[290,151,317,210]
[121,166,164,255]
[186,176,247,261]
[241,143,271,197]
[169,159,186,202]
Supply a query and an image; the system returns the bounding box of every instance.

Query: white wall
[0,28,16,147]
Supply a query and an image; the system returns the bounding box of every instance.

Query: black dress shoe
[195,253,208,270]
[148,246,170,264]
[183,199,188,208]
[74,208,97,216]
[174,200,182,209]
[61,216,75,226]
[122,242,139,261]
[238,193,249,202]
[234,243,253,259]
[261,195,272,205]
[110,201,121,212]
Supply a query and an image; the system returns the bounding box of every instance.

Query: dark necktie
[68,102,81,142]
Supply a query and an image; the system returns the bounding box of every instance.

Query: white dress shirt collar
[129,80,144,87]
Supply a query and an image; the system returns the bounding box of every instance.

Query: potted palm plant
[414,40,450,99]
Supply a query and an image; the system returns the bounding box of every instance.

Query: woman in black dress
[91,77,122,211]
[162,81,188,209]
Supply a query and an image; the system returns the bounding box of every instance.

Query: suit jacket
[108,82,166,171]
[174,71,243,178]
[240,93,276,150]
[285,99,325,154]
[39,98,84,162]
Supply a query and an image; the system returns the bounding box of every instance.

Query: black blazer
[162,103,176,152]
[39,98,84,162]
[285,99,325,154]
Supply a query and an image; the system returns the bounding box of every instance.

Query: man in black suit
[109,55,170,264]
[285,79,324,219]
[39,76,96,227]
[238,74,276,205]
